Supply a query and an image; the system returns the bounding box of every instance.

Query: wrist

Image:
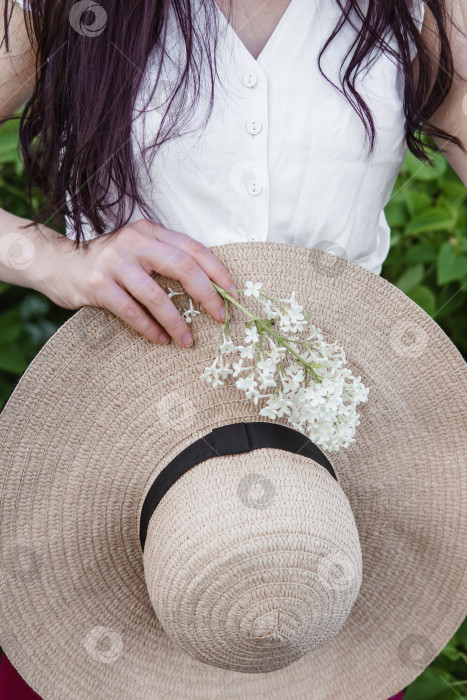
[27,225,75,297]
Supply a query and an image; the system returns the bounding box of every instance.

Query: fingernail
[219,306,226,320]
[182,332,193,346]
[158,333,170,344]
[229,285,240,299]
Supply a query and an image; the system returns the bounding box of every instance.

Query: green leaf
[441,179,467,201]
[437,243,467,285]
[435,286,466,319]
[385,199,409,227]
[403,148,448,181]
[405,189,432,217]
[19,293,50,321]
[405,668,454,700]
[390,232,401,248]
[305,310,313,322]
[0,181,31,203]
[0,281,11,295]
[436,195,461,223]
[442,642,461,662]
[0,347,28,374]
[0,308,22,345]
[405,242,437,264]
[23,319,58,347]
[395,264,424,293]
[454,617,467,650]
[408,285,436,316]
[405,208,456,235]
[0,119,20,163]
[0,321,21,345]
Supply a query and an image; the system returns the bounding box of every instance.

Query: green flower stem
[257,291,290,314]
[212,282,322,383]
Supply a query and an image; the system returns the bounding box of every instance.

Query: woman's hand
[41,219,240,347]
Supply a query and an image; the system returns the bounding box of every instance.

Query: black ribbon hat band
[139,421,337,550]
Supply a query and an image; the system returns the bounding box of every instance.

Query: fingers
[116,264,195,347]
[99,281,171,346]
[135,221,241,302]
[131,237,231,325]
[85,221,243,349]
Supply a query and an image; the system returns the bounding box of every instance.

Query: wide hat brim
[0,241,466,699]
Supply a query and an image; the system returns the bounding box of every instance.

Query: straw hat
[0,241,466,700]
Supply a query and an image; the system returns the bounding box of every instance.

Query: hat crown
[143,448,362,673]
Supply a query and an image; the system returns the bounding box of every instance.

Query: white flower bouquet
[168,281,369,452]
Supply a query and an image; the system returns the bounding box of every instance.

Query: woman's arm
[415,0,467,185]
[0,0,37,124]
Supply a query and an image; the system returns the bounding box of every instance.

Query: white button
[246,179,263,196]
[248,233,260,241]
[246,119,262,135]
[243,71,258,88]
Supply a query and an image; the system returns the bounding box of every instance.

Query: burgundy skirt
[0,650,405,699]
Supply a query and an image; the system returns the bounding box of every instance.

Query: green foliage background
[0,111,466,697]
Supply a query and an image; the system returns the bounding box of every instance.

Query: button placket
[240,64,268,243]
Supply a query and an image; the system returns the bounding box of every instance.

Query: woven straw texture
[0,241,466,700]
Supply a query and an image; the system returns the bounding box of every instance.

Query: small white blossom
[219,330,236,355]
[235,375,262,404]
[244,281,262,297]
[217,362,233,380]
[167,287,185,298]
[267,340,287,363]
[244,325,259,345]
[259,404,279,419]
[257,372,277,391]
[235,375,257,393]
[263,394,294,418]
[200,364,218,384]
[232,359,249,378]
[257,357,277,376]
[182,297,201,323]
[237,345,256,360]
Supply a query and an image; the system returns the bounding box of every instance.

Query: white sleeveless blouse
[14,0,425,275]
